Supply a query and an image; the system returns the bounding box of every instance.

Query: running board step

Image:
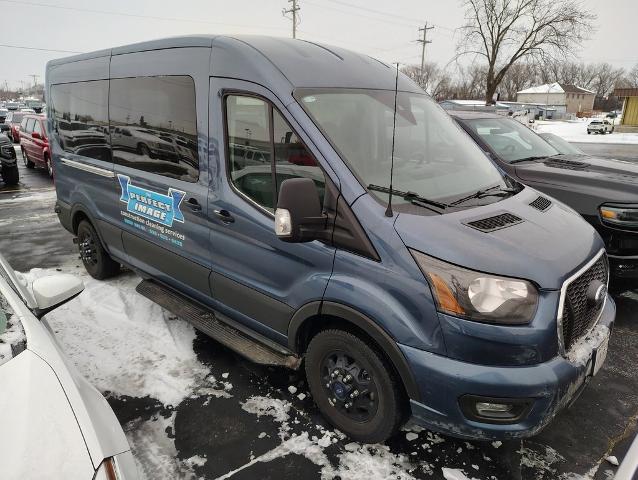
[135,280,300,369]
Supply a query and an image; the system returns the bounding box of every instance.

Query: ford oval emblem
[586,280,607,306]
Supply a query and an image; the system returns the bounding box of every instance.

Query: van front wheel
[305,329,405,443]
[77,220,120,279]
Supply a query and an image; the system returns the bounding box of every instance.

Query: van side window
[225,95,325,213]
[272,109,325,205]
[109,76,199,183]
[20,118,28,130]
[50,81,110,162]
[33,121,43,136]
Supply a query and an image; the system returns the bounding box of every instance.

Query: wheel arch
[289,301,420,401]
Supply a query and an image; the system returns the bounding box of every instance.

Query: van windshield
[295,88,510,208]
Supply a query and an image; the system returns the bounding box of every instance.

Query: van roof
[46,35,421,92]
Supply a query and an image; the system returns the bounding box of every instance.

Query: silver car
[0,253,138,479]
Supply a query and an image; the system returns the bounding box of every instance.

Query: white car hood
[0,350,95,479]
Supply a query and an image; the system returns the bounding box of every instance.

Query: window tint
[272,109,325,204]
[110,76,199,182]
[225,95,325,213]
[20,118,27,130]
[226,96,273,209]
[50,81,110,161]
[25,118,35,134]
[33,120,43,136]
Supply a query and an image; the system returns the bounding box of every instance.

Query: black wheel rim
[321,350,379,422]
[78,231,99,267]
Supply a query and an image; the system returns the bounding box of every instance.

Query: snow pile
[27,268,209,407]
[241,395,292,424]
[334,444,417,480]
[442,467,479,480]
[0,298,25,367]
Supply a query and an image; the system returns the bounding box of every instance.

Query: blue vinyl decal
[118,174,185,227]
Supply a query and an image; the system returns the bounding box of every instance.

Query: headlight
[599,204,638,228]
[411,249,539,325]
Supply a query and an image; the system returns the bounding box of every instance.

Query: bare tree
[627,64,638,88]
[402,63,452,100]
[500,62,536,100]
[458,0,596,103]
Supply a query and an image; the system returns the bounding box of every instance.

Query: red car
[5,111,26,143]
[19,114,52,177]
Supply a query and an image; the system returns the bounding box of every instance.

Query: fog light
[476,402,513,415]
[459,395,533,424]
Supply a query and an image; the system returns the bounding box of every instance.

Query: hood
[515,154,638,204]
[394,187,603,290]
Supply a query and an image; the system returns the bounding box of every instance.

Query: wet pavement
[1,145,637,479]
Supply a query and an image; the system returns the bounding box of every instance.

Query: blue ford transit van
[46,36,615,443]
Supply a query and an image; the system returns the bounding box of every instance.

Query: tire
[587,131,591,135]
[76,220,120,279]
[23,149,34,169]
[305,329,405,443]
[1,165,19,185]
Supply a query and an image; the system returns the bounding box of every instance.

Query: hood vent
[465,212,523,233]
[544,158,589,170]
[529,195,552,212]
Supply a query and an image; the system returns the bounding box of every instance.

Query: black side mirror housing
[275,178,326,243]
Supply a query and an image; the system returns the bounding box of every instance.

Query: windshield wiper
[450,185,517,206]
[508,156,548,164]
[367,184,448,211]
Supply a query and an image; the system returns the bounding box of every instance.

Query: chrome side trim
[556,248,608,356]
[60,158,115,178]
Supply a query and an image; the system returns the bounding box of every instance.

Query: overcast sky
[1,0,636,90]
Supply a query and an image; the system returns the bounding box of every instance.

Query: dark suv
[0,133,19,185]
[450,111,638,281]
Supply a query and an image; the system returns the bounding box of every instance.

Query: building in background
[613,87,638,133]
[516,83,595,116]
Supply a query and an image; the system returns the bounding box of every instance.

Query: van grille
[465,213,523,232]
[529,196,552,212]
[561,254,609,351]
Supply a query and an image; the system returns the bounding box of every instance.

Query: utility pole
[417,23,434,74]
[282,0,300,39]
[30,74,40,91]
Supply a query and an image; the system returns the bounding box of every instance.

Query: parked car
[0,133,19,185]
[0,108,8,123]
[19,114,52,177]
[587,119,614,134]
[0,252,138,479]
[24,98,44,113]
[5,101,19,111]
[5,111,26,143]
[450,111,638,280]
[48,36,615,443]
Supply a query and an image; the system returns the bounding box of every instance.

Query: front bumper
[403,295,616,440]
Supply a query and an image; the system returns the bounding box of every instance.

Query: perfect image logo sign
[118,174,185,227]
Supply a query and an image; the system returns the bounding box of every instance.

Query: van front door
[208,78,337,342]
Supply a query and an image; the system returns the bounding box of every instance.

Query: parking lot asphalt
[1,145,637,479]
[573,142,638,162]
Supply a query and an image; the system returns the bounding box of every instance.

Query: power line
[0,43,83,54]
[0,0,288,32]
[282,0,301,39]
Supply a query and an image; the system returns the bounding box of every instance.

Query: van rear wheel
[305,329,405,443]
[22,149,34,168]
[77,220,120,279]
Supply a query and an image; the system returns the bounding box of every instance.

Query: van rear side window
[50,80,110,162]
[109,76,199,183]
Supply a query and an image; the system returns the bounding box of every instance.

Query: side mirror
[32,274,84,318]
[31,131,41,140]
[274,178,326,243]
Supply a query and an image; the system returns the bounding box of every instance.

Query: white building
[516,83,595,115]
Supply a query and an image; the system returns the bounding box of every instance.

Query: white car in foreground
[0,253,138,480]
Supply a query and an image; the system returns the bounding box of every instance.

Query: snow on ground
[534,118,638,144]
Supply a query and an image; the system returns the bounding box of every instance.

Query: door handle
[213,209,235,223]
[185,197,202,212]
